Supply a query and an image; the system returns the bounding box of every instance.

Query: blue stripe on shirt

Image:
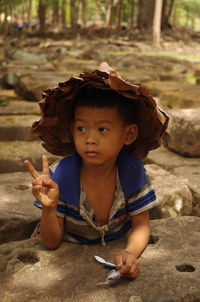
[127,189,156,212]
[66,220,131,244]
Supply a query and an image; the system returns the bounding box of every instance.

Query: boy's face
[71,106,137,166]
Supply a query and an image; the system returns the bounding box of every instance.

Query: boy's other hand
[114,250,140,279]
[24,155,59,209]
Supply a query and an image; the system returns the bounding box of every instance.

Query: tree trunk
[21,0,25,22]
[107,0,114,27]
[117,0,124,30]
[153,0,163,46]
[38,0,47,34]
[70,0,79,30]
[61,0,67,28]
[27,0,33,25]
[52,0,59,25]
[81,0,88,28]
[161,0,175,29]
[137,0,155,32]
[3,4,8,35]
[129,0,135,29]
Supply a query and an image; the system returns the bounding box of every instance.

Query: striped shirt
[34,151,159,245]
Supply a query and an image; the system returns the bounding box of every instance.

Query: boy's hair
[72,86,139,126]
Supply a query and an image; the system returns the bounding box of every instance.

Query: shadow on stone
[17,252,39,265]
[148,235,159,244]
[175,264,195,272]
[14,184,30,190]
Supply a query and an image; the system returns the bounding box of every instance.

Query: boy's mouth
[85,151,99,157]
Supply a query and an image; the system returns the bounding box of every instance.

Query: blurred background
[0,0,200,243]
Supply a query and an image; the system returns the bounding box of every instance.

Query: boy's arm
[39,209,64,249]
[25,155,64,249]
[125,210,150,257]
[115,211,150,279]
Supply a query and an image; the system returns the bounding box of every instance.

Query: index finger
[24,160,40,179]
[42,155,50,176]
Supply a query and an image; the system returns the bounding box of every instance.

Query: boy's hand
[114,250,140,279]
[24,155,59,209]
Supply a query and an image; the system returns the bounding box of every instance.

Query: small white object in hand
[97,269,121,286]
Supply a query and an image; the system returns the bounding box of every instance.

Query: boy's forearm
[125,224,150,258]
[40,207,63,249]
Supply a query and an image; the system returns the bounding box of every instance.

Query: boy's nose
[86,131,97,144]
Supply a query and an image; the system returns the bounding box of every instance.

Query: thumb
[43,177,57,188]
[115,254,123,270]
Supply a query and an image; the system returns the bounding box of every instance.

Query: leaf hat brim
[31,62,169,158]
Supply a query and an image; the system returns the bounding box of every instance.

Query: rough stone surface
[0,141,60,173]
[163,109,200,157]
[173,166,200,217]
[5,48,47,63]
[160,87,200,109]
[146,146,200,217]
[146,146,200,172]
[145,164,192,218]
[0,216,200,302]
[13,67,75,101]
[0,172,40,244]
[143,81,200,109]
[0,100,40,115]
[15,72,62,101]
[0,115,40,141]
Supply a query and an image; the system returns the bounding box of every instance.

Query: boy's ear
[124,124,138,145]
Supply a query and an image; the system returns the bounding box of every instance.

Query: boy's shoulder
[117,151,147,199]
[49,153,80,174]
[50,152,81,207]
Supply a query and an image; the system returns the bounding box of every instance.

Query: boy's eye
[98,127,108,133]
[77,126,86,132]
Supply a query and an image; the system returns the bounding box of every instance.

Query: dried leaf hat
[31,62,169,158]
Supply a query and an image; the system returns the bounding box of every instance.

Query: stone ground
[1,36,200,301]
[0,216,199,302]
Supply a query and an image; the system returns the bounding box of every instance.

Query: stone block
[0,172,40,244]
[146,164,192,218]
[0,141,60,173]
[163,108,200,157]
[0,216,199,302]
[0,115,40,141]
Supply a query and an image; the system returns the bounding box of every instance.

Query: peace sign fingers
[24,159,40,179]
[42,155,50,177]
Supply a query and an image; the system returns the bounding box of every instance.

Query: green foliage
[177,0,200,17]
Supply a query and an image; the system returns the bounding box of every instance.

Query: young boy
[25,62,168,280]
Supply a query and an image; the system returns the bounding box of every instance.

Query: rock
[0,216,200,301]
[143,81,179,97]
[143,81,200,109]
[160,87,200,109]
[54,57,98,73]
[15,71,67,101]
[81,41,109,61]
[146,146,200,218]
[2,72,19,88]
[0,115,40,141]
[146,146,200,172]
[173,165,200,217]
[5,48,47,64]
[2,60,55,89]
[196,77,200,85]
[129,297,143,302]
[163,108,200,157]
[0,100,40,115]
[146,164,192,218]
[0,141,60,173]
[0,172,40,244]
[159,73,185,82]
